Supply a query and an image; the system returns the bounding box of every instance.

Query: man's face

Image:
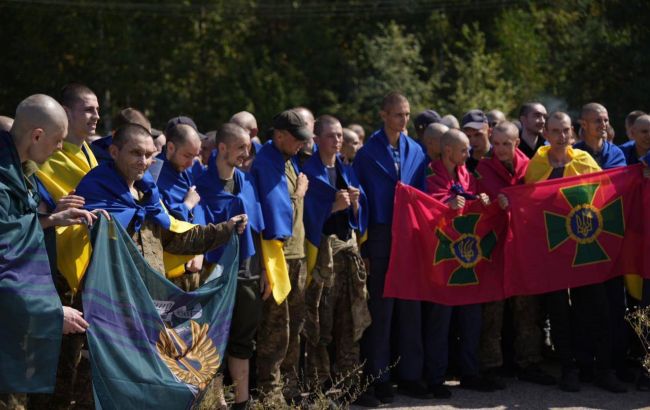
[521,104,547,135]
[492,130,518,163]
[153,134,166,155]
[463,124,490,157]
[581,109,609,142]
[110,134,157,183]
[425,138,441,161]
[30,125,67,164]
[200,138,216,165]
[446,140,470,166]
[545,116,572,149]
[66,93,99,139]
[167,138,201,172]
[221,133,250,168]
[632,120,650,153]
[381,101,410,135]
[277,130,305,157]
[341,133,360,162]
[315,122,343,159]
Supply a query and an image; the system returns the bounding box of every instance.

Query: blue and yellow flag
[82,216,238,409]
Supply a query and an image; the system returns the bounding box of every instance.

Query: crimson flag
[384,183,507,306]
[502,164,644,297]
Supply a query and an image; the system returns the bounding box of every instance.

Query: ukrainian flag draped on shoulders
[352,128,426,226]
[250,141,295,303]
[0,131,63,393]
[156,150,204,224]
[66,162,195,290]
[525,146,601,183]
[302,153,368,274]
[475,148,529,200]
[195,150,264,264]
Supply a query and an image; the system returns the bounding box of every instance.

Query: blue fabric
[352,128,426,226]
[83,216,238,409]
[619,140,641,165]
[0,131,63,393]
[90,135,114,165]
[76,162,172,232]
[195,151,264,264]
[573,140,626,169]
[302,153,367,248]
[156,152,204,224]
[250,140,297,240]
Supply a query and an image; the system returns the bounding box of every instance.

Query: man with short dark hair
[353,92,428,403]
[619,112,649,165]
[196,122,265,410]
[90,107,151,165]
[461,109,492,173]
[518,102,547,158]
[252,109,310,404]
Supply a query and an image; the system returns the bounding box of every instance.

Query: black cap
[461,109,489,130]
[164,116,206,139]
[414,109,442,132]
[272,110,313,141]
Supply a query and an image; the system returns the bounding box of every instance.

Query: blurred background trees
[1,0,648,139]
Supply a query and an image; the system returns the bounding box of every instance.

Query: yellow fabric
[56,224,92,293]
[260,239,291,304]
[162,211,196,279]
[37,141,98,202]
[625,274,643,301]
[305,240,319,287]
[524,146,602,183]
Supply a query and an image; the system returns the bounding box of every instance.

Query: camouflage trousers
[256,258,306,401]
[304,236,371,389]
[479,295,543,369]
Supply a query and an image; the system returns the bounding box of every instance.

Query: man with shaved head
[422,122,448,168]
[486,109,506,128]
[440,114,460,129]
[195,122,264,409]
[0,115,13,132]
[425,128,496,397]
[341,127,361,164]
[619,112,650,165]
[230,111,260,144]
[475,122,555,386]
[0,94,100,409]
[348,123,366,145]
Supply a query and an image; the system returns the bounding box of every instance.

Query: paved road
[351,377,650,410]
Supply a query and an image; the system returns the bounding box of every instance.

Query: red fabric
[475,148,529,200]
[384,183,507,306]
[502,164,645,297]
[426,159,477,202]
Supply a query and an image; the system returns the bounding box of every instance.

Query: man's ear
[31,128,44,144]
[109,144,119,161]
[167,141,176,156]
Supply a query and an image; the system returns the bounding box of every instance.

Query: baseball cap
[164,116,206,139]
[414,109,442,132]
[461,109,489,130]
[272,110,313,141]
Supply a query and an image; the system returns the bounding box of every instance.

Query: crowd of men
[2,83,650,410]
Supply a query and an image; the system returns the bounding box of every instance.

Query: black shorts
[227,277,263,359]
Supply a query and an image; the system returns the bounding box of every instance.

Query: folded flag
[82,216,238,410]
[383,182,507,306]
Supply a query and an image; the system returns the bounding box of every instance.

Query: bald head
[0,116,13,132]
[216,122,249,146]
[422,123,448,161]
[441,129,470,150]
[348,124,365,143]
[11,94,68,164]
[166,124,200,148]
[230,111,258,138]
[487,109,506,126]
[581,102,607,119]
[440,114,460,129]
[492,121,519,140]
[441,129,470,166]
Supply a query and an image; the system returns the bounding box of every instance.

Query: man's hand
[260,271,272,301]
[332,190,351,213]
[42,208,98,229]
[54,191,85,212]
[62,306,89,334]
[478,193,491,206]
[447,195,466,210]
[295,173,309,198]
[227,214,248,234]
[497,193,509,210]
[183,186,201,210]
[185,254,204,273]
[348,187,360,213]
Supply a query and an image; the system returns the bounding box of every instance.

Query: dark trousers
[545,283,612,371]
[422,303,481,385]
